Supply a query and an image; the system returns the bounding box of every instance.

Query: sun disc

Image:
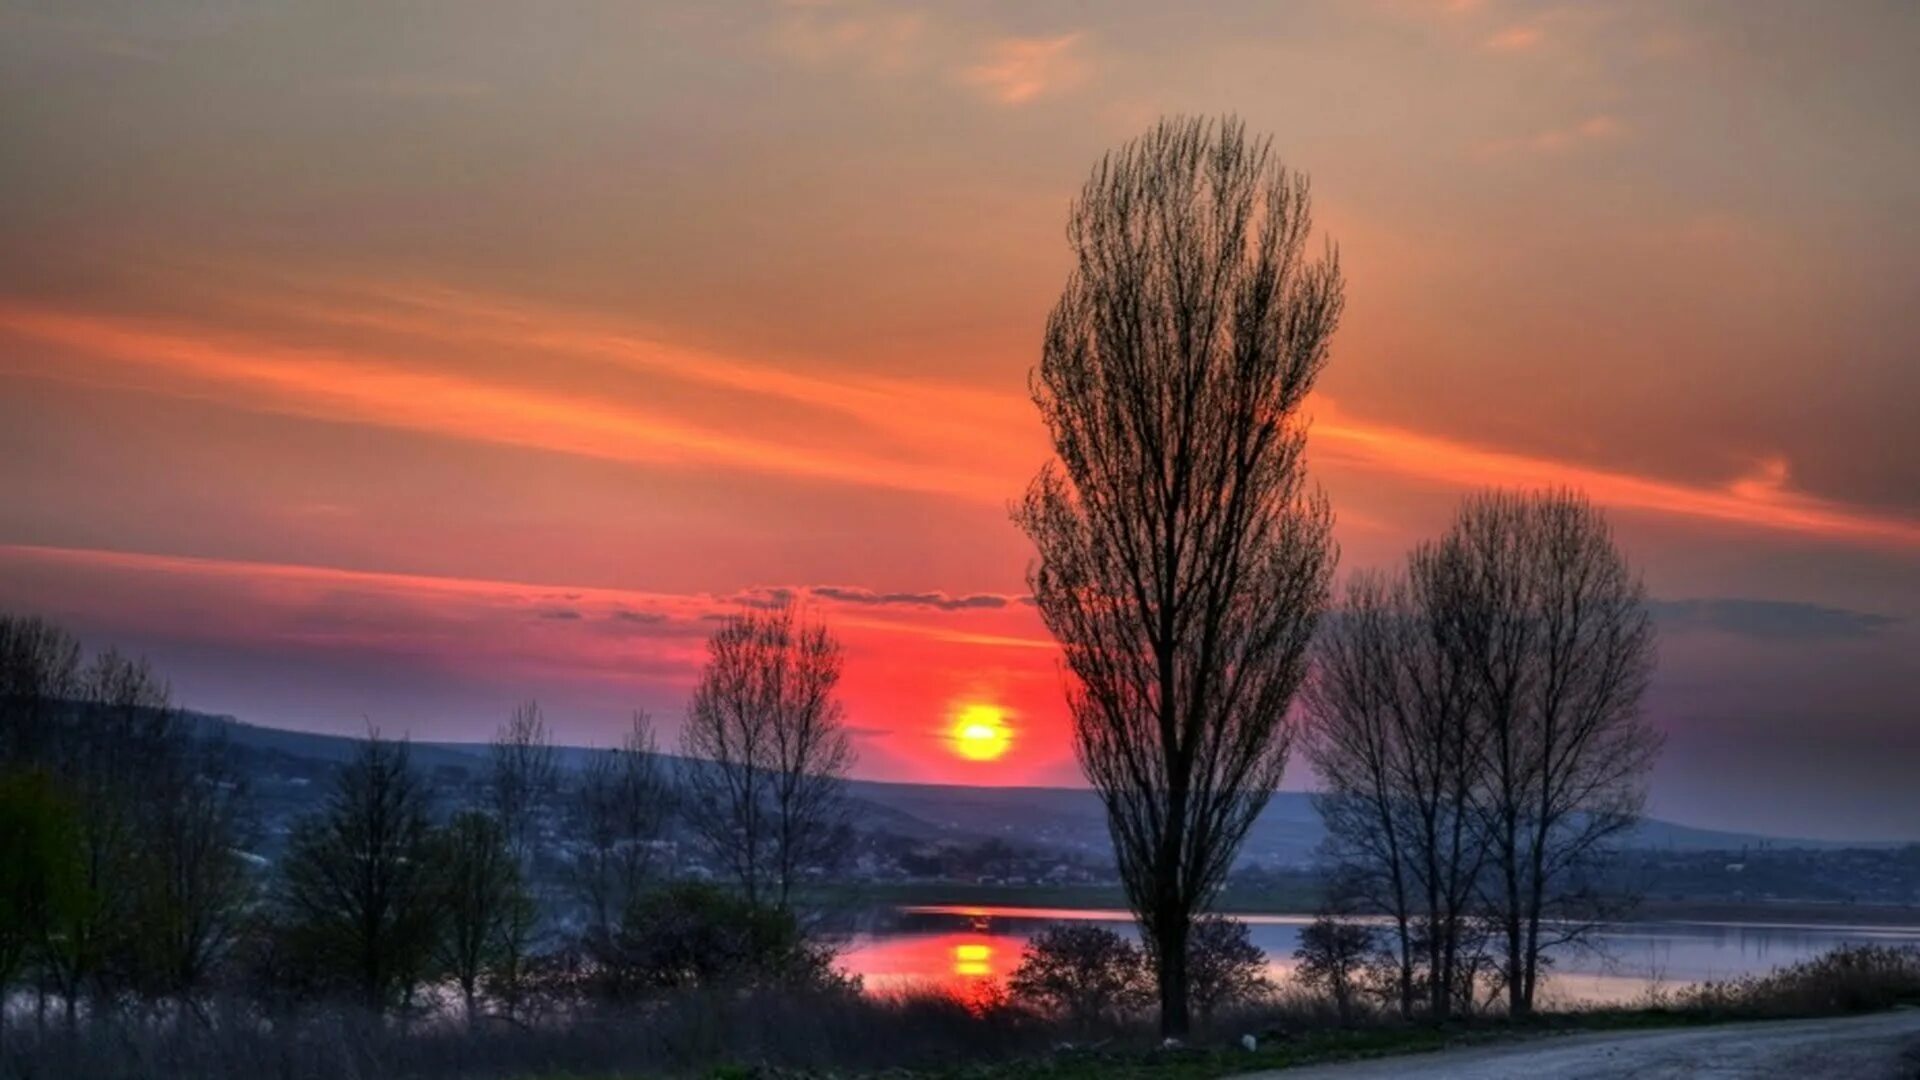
[949,704,1012,761]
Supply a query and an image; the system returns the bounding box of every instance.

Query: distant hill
[198,712,1881,865]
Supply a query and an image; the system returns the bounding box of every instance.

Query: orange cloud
[1484,25,1543,52]
[962,34,1086,105]
[1311,401,1920,548]
[1478,114,1627,157]
[770,4,927,76]
[0,303,1012,502]
[227,279,1041,475]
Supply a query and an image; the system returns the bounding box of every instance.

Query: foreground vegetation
[5,944,1917,1079]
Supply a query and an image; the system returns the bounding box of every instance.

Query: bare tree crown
[680,602,854,909]
[1016,114,1341,1038]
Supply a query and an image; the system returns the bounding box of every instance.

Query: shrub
[1292,914,1379,1024]
[598,883,848,998]
[1674,944,1920,1018]
[1008,924,1152,1027]
[1186,914,1274,1024]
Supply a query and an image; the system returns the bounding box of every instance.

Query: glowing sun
[949,704,1012,762]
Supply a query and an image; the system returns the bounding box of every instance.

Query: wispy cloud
[1478,114,1627,157]
[962,34,1087,106]
[0,545,1056,676]
[809,585,1025,611]
[1310,400,1920,549]
[1651,598,1901,641]
[1483,24,1544,52]
[230,278,1037,477]
[0,303,1012,502]
[769,3,928,76]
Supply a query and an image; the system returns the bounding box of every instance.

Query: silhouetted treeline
[0,601,858,1033]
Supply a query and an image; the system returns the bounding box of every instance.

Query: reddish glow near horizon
[950,704,1014,762]
[2,3,1917,818]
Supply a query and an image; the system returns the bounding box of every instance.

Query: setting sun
[949,704,1012,762]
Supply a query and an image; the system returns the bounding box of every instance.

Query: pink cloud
[962,33,1087,106]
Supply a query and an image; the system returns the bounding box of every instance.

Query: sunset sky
[3,2,1916,840]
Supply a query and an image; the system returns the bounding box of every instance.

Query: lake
[839,905,1920,1008]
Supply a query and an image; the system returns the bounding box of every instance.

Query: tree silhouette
[1442,489,1658,1016]
[1016,114,1341,1038]
[680,603,853,910]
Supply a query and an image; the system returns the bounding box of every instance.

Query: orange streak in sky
[0,305,1009,502]
[1311,401,1920,548]
[4,297,1915,550]
[240,279,1037,464]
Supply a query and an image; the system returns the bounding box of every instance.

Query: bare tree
[680,603,854,910]
[570,711,671,951]
[1442,489,1659,1016]
[1014,115,1341,1039]
[131,730,254,1011]
[0,770,83,1037]
[432,810,525,1023]
[42,649,177,1023]
[490,700,558,869]
[276,730,443,1012]
[0,614,82,767]
[1305,558,1487,1019]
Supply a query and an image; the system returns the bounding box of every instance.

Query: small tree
[433,810,525,1021]
[0,770,84,1023]
[275,731,443,1011]
[0,614,82,768]
[1186,915,1273,1026]
[489,700,558,869]
[487,702,556,1013]
[681,603,853,909]
[570,712,671,957]
[129,732,254,1010]
[1292,914,1378,1025]
[1008,924,1153,1028]
[42,649,177,1023]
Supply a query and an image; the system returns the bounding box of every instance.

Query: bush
[597,883,849,998]
[0,986,1054,1080]
[1008,923,1152,1027]
[1187,914,1274,1023]
[1292,914,1379,1024]
[1673,944,1920,1018]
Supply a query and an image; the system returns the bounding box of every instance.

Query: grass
[512,1010,1723,1080]
[785,1007,1739,1080]
[10,947,1918,1080]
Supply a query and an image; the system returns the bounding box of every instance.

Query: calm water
[839,905,1920,1007]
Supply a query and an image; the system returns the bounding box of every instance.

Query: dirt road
[1236,1009,1920,1079]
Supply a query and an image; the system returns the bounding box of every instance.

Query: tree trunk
[1154,910,1191,1040]
[1504,839,1526,1017]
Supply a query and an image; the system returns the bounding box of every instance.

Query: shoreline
[823,883,1920,929]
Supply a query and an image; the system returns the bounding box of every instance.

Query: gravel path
[1234,1009,1920,1079]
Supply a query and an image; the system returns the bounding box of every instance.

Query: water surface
[839,904,1920,1007]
